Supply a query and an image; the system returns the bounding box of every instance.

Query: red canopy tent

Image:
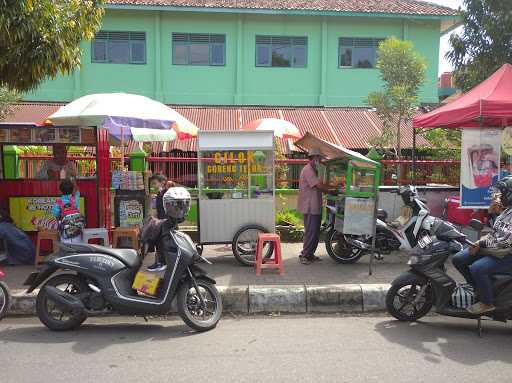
[413,63,512,129]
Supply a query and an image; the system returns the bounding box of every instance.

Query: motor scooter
[0,268,11,320]
[25,218,223,332]
[324,185,433,264]
[386,218,512,335]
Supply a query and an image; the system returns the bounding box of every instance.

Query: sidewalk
[3,242,461,316]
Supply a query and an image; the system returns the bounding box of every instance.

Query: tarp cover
[294,132,379,168]
[413,64,512,129]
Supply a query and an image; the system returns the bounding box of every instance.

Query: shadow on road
[0,321,198,354]
[375,318,512,365]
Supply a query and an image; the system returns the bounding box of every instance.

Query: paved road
[1,315,511,383]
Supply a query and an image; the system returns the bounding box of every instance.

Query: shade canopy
[294,132,379,168]
[413,64,512,129]
[241,118,302,139]
[48,93,198,139]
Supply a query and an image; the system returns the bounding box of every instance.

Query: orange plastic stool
[255,233,284,276]
[112,227,140,250]
[35,230,59,266]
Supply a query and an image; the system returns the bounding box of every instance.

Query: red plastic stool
[255,233,284,276]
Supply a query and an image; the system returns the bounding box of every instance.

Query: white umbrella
[48,93,198,165]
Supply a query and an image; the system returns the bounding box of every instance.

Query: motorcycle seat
[60,243,140,269]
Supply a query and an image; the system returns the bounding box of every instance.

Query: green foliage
[276,208,304,240]
[0,86,20,121]
[367,37,427,159]
[0,0,104,92]
[447,0,512,91]
[419,128,462,160]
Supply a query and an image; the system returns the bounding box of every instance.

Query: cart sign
[342,197,375,236]
[460,128,501,208]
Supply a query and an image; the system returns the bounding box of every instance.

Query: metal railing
[381,159,461,186]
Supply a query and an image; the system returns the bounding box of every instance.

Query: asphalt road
[2,315,512,383]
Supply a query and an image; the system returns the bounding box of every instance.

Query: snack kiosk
[0,124,112,237]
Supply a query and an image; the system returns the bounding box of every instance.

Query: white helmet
[162,187,191,222]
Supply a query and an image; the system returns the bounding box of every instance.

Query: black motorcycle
[25,220,222,332]
[386,218,512,334]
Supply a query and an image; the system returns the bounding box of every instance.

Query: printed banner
[460,128,501,208]
[342,197,375,236]
[9,196,85,231]
[119,199,144,227]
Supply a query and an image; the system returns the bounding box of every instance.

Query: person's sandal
[299,256,312,265]
[467,302,496,315]
[308,255,322,262]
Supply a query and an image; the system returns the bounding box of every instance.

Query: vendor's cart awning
[413,63,512,129]
[294,132,379,168]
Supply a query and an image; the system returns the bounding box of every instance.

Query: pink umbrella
[242,118,302,139]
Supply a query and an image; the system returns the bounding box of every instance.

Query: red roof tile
[106,0,458,16]
[1,102,430,152]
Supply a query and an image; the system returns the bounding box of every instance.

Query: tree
[367,37,427,165]
[0,87,20,121]
[0,0,104,92]
[447,0,512,91]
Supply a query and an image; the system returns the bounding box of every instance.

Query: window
[172,33,226,66]
[255,36,307,68]
[338,38,385,69]
[92,31,146,64]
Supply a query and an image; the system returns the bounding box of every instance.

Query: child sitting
[52,179,84,244]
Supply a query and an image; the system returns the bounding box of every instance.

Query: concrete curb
[8,284,391,316]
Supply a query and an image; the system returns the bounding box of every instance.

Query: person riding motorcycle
[452,176,512,315]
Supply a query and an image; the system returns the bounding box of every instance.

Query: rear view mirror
[469,219,484,232]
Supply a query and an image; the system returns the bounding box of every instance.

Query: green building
[26,0,459,107]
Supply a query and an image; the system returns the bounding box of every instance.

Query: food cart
[197,131,275,266]
[0,124,112,237]
[295,133,381,274]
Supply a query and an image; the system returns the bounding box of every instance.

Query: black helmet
[493,176,512,207]
[399,185,418,206]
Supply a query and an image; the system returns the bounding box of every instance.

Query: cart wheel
[232,225,274,266]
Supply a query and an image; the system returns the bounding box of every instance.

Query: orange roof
[1,102,429,152]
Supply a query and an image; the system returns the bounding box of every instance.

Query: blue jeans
[453,248,512,305]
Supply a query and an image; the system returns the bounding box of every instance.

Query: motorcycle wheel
[232,225,273,266]
[0,281,11,320]
[325,229,365,264]
[36,274,87,331]
[386,279,434,321]
[177,279,222,332]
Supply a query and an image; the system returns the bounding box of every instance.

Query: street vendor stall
[198,131,275,266]
[0,124,108,233]
[294,133,381,274]
[413,63,512,209]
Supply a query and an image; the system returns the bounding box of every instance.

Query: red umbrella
[413,64,512,129]
[242,118,302,139]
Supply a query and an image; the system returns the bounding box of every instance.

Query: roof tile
[106,0,458,16]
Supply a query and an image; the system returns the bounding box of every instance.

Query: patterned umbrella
[242,118,302,139]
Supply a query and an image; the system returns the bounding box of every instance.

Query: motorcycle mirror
[469,219,484,232]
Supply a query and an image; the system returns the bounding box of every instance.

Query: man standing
[297,148,333,265]
[38,144,77,180]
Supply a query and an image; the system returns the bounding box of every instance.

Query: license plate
[417,235,432,249]
[23,272,39,286]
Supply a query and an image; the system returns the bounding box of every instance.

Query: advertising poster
[0,128,9,142]
[58,127,80,143]
[9,196,85,231]
[34,127,57,143]
[460,128,501,208]
[10,127,31,143]
[342,197,375,236]
[119,199,144,227]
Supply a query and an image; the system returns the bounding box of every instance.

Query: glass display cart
[295,132,381,274]
[197,131,275,266]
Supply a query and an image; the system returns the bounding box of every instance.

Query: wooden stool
[35,230,59,266]
[255,233,284,276]
[112,227,139,250]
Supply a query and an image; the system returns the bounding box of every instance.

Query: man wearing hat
[297,148,333,265]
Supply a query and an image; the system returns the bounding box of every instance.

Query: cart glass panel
[199,149,274,200]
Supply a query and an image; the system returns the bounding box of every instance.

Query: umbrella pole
[121,126,125,169]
